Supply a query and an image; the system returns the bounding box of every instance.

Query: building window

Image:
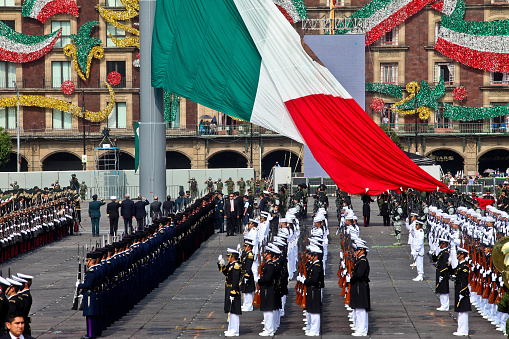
[435,103,451,129]
[333,0,344,7]
[492,0,509,4]
[52,109,72,129]
[106,22,125,47]
[0,61,16,88]
[0,0,15,6]
[51,21,71,48]
[108,102,126,129]
[435,22,441,43]
[380,28,398,46]
[106,0,123,6]
[106,61,126,87]
[490,103,508,132]
[0,107,15,129]
[1,20,14,29]
[434,62,455,85]
[380,63,398,84]
[381,103,396,125]
[490,72,509,85]
[51,61,71,88]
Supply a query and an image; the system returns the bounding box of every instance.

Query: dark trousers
[87,315,103,338]
[91,217,100,236]
[363,215,370,227]
[227,216,236,235]
[124,217,133,235]
[136,218,145,231]
[216,215,224,233]
[383,215,390,226]
[109,217,119,236]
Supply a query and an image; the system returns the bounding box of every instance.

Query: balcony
[381,122,509,135]
[1,124,282,139]
[0,76,138,90]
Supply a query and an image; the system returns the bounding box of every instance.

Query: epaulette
[248,252,254,259]
[89,268,94,272]
[360,258,367,261]
[234,262,241,270]
[8,300,15,303]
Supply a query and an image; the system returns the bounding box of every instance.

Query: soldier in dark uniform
[361,194,374,227]
[13,273,33,335]
[0,277,11,325]
[6,278,23,316]
[434,239,450,311]
[78,251,103,339]
[218,248,242,337]
[350,243,370,337]
[454,247,471,336]
[258,245,278,336]
[241,239,255,311]
[302,245,324,336]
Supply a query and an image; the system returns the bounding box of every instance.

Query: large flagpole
[139,0,167,203]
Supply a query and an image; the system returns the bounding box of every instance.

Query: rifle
[252,250,263,308]
[344,254,353,306]
[301,254,307,309]
[71,244,81,310]
[488,267,497,305]
[295,253,303,305]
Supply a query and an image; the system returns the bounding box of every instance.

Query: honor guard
[259,244,278,336]
[300,245,323,337]
[434,239,451,311]
[241,239,255,312]
[350,242,370,337]
[218,248,242,337]
[454,247,471,336]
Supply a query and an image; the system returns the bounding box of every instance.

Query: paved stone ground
[0,199,504,338]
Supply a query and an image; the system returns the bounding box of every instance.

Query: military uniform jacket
[350,255,371,311]
[258,260,276,311]
[454,260,471,312]
[219,261,242,315]
[78,264,103,316]
[434,249,450,294]
[240,250,255,293]
[304,260,324,314]
[0,292,8,324]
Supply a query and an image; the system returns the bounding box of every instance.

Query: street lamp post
[14,81,20,172]
[82,89,86,170]
[415,96,418,154]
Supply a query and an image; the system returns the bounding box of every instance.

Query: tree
[379,124,404,150]
[0,127,13,168]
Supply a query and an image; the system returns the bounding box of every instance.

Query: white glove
[218,254,223,262]
[492,273,497,281]
[220,258,225,266]
[339,252,343,259]
[299,276,305,283]
[237,243,241,251]
[346,274,351,283]
[411,251,416,256]
[230,296,235,303]
[341,261,345,269]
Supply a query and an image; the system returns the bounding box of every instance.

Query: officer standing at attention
[237,178,246,197]
[302,245,324,337]
[259,245,277,336]
[78,251,103,339]
[226,178,235,196]
[240,239,255,311]
[89,195,105,237]
[10,181,19,190]
[350,243,370,337]
[80,181,88,200]
[218,248,242,337]
[188,178,198,199]
[453,247,471,336]
[216,193,225,233]
[434,239,451,311]
[205,177,214,193]
[215,178,224,194]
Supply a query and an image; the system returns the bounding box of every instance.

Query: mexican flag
[151,0,451,195]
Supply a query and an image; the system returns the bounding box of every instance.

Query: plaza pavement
[0,199,503,338]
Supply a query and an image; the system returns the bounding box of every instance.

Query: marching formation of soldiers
[76,192,217,338]
[0,188,78,263]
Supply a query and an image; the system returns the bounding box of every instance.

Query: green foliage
[379,124,403,150]
[0,127,12,168]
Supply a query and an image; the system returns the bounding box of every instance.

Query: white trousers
[228,314,239,335]
[440,293,449,309]
[416,255,424,275]
[308,312,320,335]
[281,295,286,315]
[263,311,274,334]
[274,309,280,330]
[242,292,253,311]
[354,308,368,334]
[457,312,468,334]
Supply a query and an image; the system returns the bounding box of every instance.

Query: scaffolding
[93,128,122,199]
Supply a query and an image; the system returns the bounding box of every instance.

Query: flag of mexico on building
[151,0,452,195]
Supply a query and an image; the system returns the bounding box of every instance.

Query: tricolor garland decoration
[63,21,103,81]
[98,0,140,49]
[336,0,435,46]
[434,0,509,73]
[430,0,463,18]
[0,21,61,63]
[163,91,179,123]
[391,78,445,119]
[22,0,79,23]
[366,82,403,98]
[0,83,116,122]
[442,103,509,121]
[273,0,308,24]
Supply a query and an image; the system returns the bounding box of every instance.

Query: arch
[0,152,28,172]
[477,148,509,175]
[99,151,135,170]
[166,151,191,169]
[208,150,248,169]
[426,148,464,175]
[42,151,82,171]
[261,149,302,178]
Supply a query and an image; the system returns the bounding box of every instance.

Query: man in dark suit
[88,195,105,236]
[258,192,269,213]
[162,195,174,216]
[0,313,35,339]
[121,194,135,235]
[234,192,243,232]
[134,196,150,231]
[150,196,162,220]
[224,193,239,236]
[106,196,121,236]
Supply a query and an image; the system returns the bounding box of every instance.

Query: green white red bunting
[0,21,61,63]
[273,0,308,24]
[22,0,79,23]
